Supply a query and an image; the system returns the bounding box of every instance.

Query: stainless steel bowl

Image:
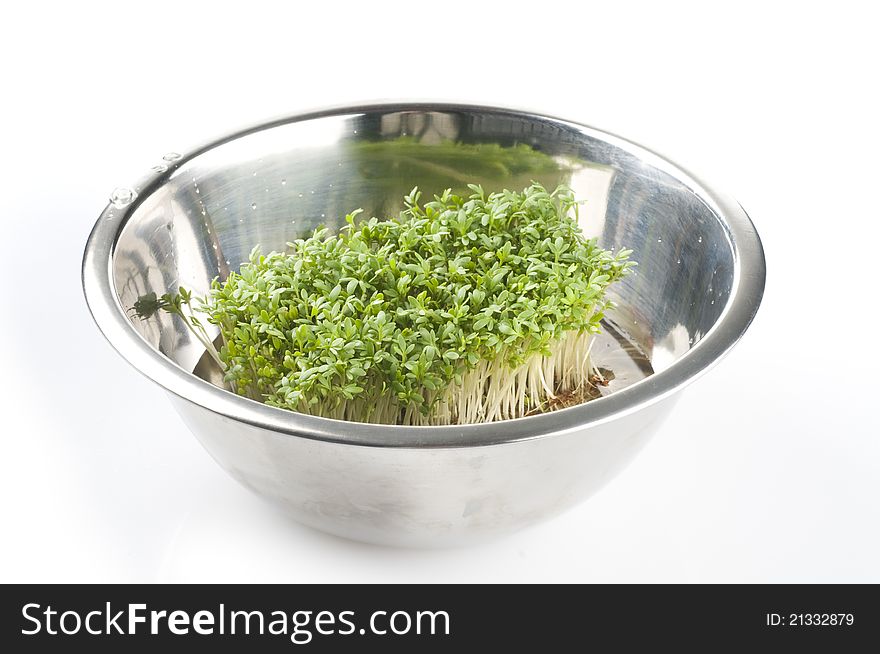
[82,103,765,546]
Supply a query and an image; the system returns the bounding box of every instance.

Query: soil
[525,368,616,415]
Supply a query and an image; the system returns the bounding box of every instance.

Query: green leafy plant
[135,182,633,424]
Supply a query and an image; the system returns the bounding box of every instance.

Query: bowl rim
[82,101,766,448]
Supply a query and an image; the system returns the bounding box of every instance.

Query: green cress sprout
[130,289,226,372]
[136,182,633,425]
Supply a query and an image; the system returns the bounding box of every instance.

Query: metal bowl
[82,103,765,546]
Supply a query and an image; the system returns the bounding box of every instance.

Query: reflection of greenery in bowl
[347,138,572,216]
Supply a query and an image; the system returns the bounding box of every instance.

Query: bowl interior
[110,107,733,408]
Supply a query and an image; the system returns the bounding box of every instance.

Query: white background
[2,1,878,583]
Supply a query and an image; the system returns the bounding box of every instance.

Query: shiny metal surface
[82,103,765,545]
